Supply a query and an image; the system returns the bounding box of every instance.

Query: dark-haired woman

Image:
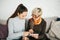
[7,4,28,40]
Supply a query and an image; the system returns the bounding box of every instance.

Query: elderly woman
[25,8,50,40]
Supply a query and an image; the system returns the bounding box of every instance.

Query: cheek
[22,14,27,17]
[18,15,22,18]
[19,15,22,18]
[22,15,25,17]
[21,15,26,18]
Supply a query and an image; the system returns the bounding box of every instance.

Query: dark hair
[37,8,42,13]
[7,4,28,24]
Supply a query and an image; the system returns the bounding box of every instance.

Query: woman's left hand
[30,34,39,39]
[23,32,29,37]
[22,36,29,40]
[29,29,34,34]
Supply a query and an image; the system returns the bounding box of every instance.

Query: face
[18,12,27,19]
[32,11,42,20]
[32,14,40,20]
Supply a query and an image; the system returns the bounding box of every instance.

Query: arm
[26,19,34,34]
[38,20,46,39]
[8,19,23,39]
[25,20,30,31]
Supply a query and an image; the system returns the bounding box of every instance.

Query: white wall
[0,0,60,20]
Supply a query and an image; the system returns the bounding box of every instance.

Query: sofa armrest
[0,24,8,38]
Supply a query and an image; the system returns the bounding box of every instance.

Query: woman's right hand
[22,37,29,40]
[29,29,34,34]
[23,32,29,37]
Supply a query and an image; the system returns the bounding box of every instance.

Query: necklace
[34,18,42,25]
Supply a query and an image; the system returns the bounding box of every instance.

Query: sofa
[0,20,8,40]
[0,16,60,40]
[44,17,60,40]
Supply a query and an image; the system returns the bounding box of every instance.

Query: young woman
[7,4,29,40]
[25,8,50,40]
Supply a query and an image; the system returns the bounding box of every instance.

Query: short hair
[32,8,42,16]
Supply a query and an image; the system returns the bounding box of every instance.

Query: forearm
[8,32,23,39]
[38,34,45,39]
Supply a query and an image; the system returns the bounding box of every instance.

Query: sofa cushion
[44,16,58,32]
[56,18,60,21]
[0,19,7,25]
[0,24,8,38]
[48,20,60,39]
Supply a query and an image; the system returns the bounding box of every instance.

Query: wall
[0,0,60,20]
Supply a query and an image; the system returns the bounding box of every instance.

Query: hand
[22,37,29,40]
[30,34,39,39]
[29,29,34,34]
[23,32,29,37]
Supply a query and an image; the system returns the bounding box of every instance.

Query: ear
[40,11,42,16]
[17,13,20,16]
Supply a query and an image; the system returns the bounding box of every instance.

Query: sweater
[7,16,25,40]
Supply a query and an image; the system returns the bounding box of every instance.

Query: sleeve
[38,20,46,39]
[25,20,31,31]
[8,18,23,39]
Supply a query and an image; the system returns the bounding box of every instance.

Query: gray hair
[32,8,42,16]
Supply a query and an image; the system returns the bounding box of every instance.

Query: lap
[13,37,22,40]
[27,34,50,40]
[19,35,50,40]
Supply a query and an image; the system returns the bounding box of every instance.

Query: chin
[21,18,25,19]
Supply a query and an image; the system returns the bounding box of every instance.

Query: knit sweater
[7,16,25,40]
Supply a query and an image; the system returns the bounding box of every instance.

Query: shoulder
[9,17,18,22]
[42,18,46,24]
[8,18,14,23]
[28,18,33,22]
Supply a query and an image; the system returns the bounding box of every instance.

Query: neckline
[15,16,25,20]
[34,18,43,25]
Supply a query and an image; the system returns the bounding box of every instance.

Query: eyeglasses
[32,15,40,18]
